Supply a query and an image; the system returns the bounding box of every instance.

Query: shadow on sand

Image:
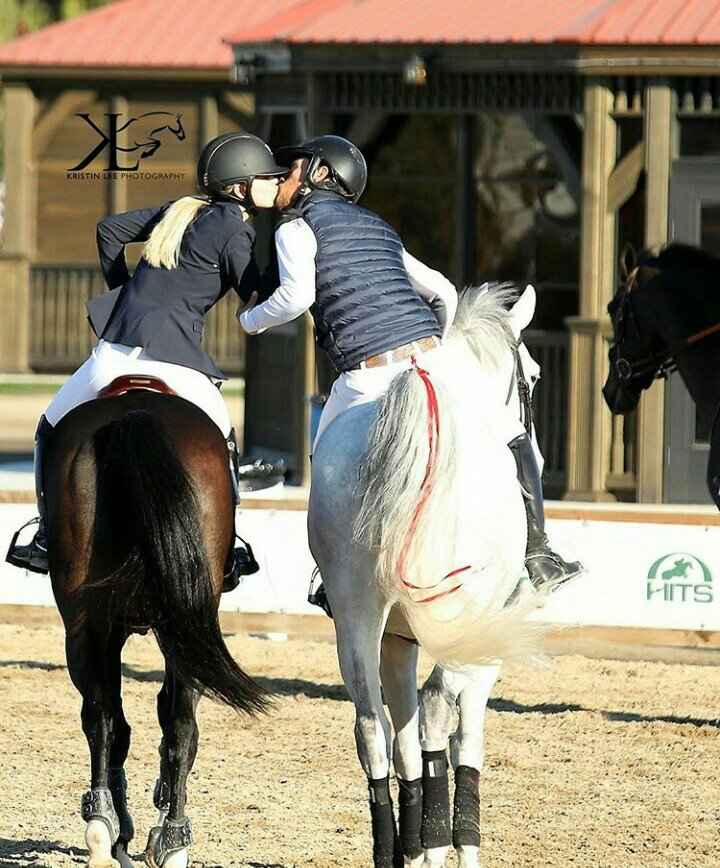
[0,838,85,867]
[2,659,718,729]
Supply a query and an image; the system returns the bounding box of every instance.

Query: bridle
[612,263,720,384]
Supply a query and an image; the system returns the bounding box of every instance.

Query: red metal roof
[0,0,719,71]
[0,0,296,69]
[228,0,720,45]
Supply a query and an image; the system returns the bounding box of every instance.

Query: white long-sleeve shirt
[238,217,457,338]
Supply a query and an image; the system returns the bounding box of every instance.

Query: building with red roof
[1,0,719,497]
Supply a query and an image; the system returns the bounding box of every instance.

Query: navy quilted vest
[295,192,441,372]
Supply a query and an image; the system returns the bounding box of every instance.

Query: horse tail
[92,410,267,715]
[353,357,461,598]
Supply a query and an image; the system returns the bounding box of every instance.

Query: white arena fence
[1,501,719,634]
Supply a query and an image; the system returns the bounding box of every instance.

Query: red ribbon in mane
[397,357,471,603]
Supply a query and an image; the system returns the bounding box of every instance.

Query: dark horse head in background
[603,242,720,506]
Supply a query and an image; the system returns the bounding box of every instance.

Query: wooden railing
[607,410,637,496]
[27,270,582,497]
[29,264,245,375]
[523,329,569,497]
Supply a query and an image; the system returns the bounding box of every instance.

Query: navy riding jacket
[87,199,260,380]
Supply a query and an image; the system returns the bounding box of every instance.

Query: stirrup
[525,549,585,593]
[307,567,333,618]
[222,535,259,593]
[5,517,49,575]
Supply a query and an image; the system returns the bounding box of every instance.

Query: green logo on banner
[646,553,713,604]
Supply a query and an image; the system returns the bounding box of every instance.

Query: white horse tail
[400,579,551,670]
[353,357,460,599]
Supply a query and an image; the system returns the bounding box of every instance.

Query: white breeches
[45,340,232,436]
[313,340,527,452]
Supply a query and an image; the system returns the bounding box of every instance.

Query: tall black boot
[222,428,259,593]
[6,416,52,574]
[508,433,584,592]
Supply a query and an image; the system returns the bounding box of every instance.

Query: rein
[506,343,533,435]
[616,319,720,383]
[396,357,471,604]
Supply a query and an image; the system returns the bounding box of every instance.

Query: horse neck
[674,337,720,422]
[644,282,720,419]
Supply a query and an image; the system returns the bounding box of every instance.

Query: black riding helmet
[274,135,367,203]
[197,133,286,205]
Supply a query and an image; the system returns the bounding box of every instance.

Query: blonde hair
[142,196,211,269]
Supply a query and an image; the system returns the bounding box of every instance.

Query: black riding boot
[509,433,584,592]
[6,416,53,574]
[223,428,259,593]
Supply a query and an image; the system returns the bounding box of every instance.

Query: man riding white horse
[7,132,286,589]
[238,134,582,596]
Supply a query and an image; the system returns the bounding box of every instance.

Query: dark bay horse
[45,388,266,868]
[603,243,720,507]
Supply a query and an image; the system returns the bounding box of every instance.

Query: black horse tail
[93,410,267,715]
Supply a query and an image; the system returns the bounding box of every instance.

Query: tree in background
[0,0,113,42]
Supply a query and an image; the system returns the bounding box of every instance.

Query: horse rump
[89,407,267,714]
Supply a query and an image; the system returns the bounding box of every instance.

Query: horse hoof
[86,819,119,868]
[144,827,189,868]
[456,845,480,868]
[422,848,449,868]
[88,858,121,868]
[405,856,424,867]
[144,827,162,868]
[162,850,188,868]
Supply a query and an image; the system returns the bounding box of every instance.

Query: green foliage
[0,0,113,44]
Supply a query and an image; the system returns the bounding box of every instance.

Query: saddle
[98,375,177,400]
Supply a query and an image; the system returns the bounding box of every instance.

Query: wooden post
[199,94,219,149]
[291,71,329,486]
[0,83,36,371]
[636,80,672,503]
[565,80,617,501]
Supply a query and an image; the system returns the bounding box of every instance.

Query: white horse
[308,284,548,867]
[378,288,542,868]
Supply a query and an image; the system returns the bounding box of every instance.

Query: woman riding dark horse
[604,242,720,507]
[7,132,285,590]
[3,133,287,867]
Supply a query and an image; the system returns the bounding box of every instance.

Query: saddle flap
[98,375,177,400]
